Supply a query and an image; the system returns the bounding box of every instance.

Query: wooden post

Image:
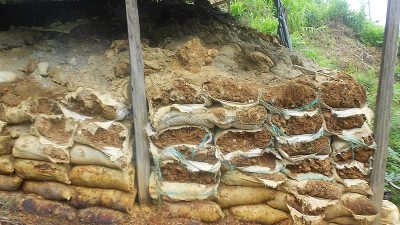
[370,0,400,223]
[125,0,151,205]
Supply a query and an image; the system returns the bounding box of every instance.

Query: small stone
[0,71,18,83]
[38,62,49,76]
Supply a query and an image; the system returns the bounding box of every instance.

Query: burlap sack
[0,174,22,191]
[381,200,400,225]
[0,154,14,174]
[218,185,277,209]
[221,170,287,188]
[19,196,77,221]
[22,181,72,201]
[78,207,128,224]
[229,204,290,225]
[14,159,70,184]
[164,201,224,223]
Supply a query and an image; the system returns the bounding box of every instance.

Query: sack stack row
[146,74,381,224]
[0,77,135,223]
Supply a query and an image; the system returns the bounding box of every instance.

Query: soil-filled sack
[0,100,32,124]
[271,109,323,135]
[14,159,70,184]
[335,160,370,181]
[69,165,135,192]
[156,145,221,165]
[78,207,129,224]
[22,181,72,201]
[75,120,131,161]
[0,154,14,174]
[279,179,343,200]
[20,196,77,221]
[284,158,337,181]
[0,124,14,155]
[13,135,70,163]
[381,200,400,225]
[218,185,277,208]
[70,186,135,213]
[163,200,224,223]
[203,77,260,106]
[323,108,368,133]
[150,126,212,150]
[229,204,290,225]
[221,169,287,188]
[215,128,272,155]
[61,87,130,121]
[70,144,130,170]
[207,105,268,129]
[285,195,326,224]
[340,178,372,196]
[0,174,22,191]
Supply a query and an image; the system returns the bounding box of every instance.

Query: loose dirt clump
[216,129,271,153]
[203,77,259,103]
[66,94,116,120]
[321,79,366,108]
[342,197,378,215]
[298,180,342,199]
[178,38,218,73]
[230,153,277,169]
[161,162,216,185]
[287,159,333,177]
[151,127,207,149]
[333,148,374,164]
[174,146,218,164]
[336,167,369,180]
[322,110,365,132]
[279,136,330,156]
[272,112,324,135]
[30,98,63,115]
[236,106,268,124]
[35,117,74,144]
[262,82,317,109]
[81,125,125,148]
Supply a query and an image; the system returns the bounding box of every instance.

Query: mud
[80,124,125,149]
[336,167,369,180]
[321,79,367,108]
[34,117,75,144]
[322,110,365,132]
[286,159,333,177]
[151,127,207,149]
[216,129,271,153]
[230,153,277,169]
[174,146,218,164]
[236,106,268,124]
[161,162,217,185]
[203,77,259,103]
[272,112,324,135]
[333,148,374,163]
[262,81,317,109]
[279,136,330,156]
[298,180,342,199]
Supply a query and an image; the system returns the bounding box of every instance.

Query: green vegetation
[231,0,400,203]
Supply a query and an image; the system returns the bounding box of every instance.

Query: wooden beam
[370,0,400,223]
[125,0,151,205]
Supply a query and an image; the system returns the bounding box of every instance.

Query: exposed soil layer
[216,129,271,153]
[203,78,259,103]
[242,171,287,182]
[151,80,204,109]
[151,127,207,149]
[230,153,277,169]
[333,148,374,163]
[321,79,366,108]
[81,125,125,148]
[30,98,63,115]
[66,94,116,120]
[178,38,218,73]
[322,110,365,132]
[174,145,218,164]
[161,162,217,185]
[342,197,378,215]
[298,180,342,199]
[279,136,330,156]
[236,106,268,124]
[272,112,324,135]
[336,167,369,180]
[262,82,317,109]
[35,117,74,144]
[287,159,333,177]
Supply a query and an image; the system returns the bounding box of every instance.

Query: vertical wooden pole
[125,0,151,205]
[370,0,400,223]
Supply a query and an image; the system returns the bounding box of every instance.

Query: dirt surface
[241,171,287,182]
[161,162,217,185]
[279,136,330,156]
[298,180,342,200]
[151,127,207,149]
[230,153,277,168]
[272,112,324,135]
[333,147,374,164]
[203,78,259,103]
[208,108,226,121]
[336,167,369,180]
[321,78,367,108]
[342,197,378,215]
[174,146,218,164]
[66,93,117,120]
[35,117,74,143]
[178,38,218,73]
[216,129,271,153]
[236,106,268,124]
[81,124,125,148]
[322,110,365,132]
[287,159,333,177]
[30,98,63,115]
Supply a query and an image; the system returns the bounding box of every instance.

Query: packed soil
[151,127,207,149]
[236,106,268,124]
[271,112,324,135]
[81,125,125,148]
[66,94,117,120]
[178,38,218,73]
[320,79,367,108]
[322,110,365,132]
[203,78,259,103]
[174,146,218,164]
[241,171,287,182]
[216,129,271,153]
[35,117,74,143]
[298,180,342,200]
[262,81,317,109]
[279,136,330,156]
[230,153,277,169]
[161,162,217,185]
[342,197,378,215]
[30,98,63,115]
[287,159,333,177]
[336,167,369,180]
[333,147,374,164]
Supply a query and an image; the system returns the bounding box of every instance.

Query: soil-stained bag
[381,200,400,225]
[22,181,72,201]
[323,108,369,133]
[340,178,372,196]
[230,204,290,225]
[164,201,224,223]
[221,170,287,188]
[335,160,370,181]
[14,159,71,184]
[74,120,131,161]
[70,186,136,213]
[78,207,129,224]
[0,100,32,124]
[0,174,22,191]
[217,185,277,209]
[61,87,130,121]
[285,196,326,224]
[13,135,70,163]
[19,196,77,221]
[284,158,337,181]
[69,165,135,192]
[0,154,14,174]
[70,144,130,170]
[279,179,343,200]
[271,109,324,136]
[0,123,14,155]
